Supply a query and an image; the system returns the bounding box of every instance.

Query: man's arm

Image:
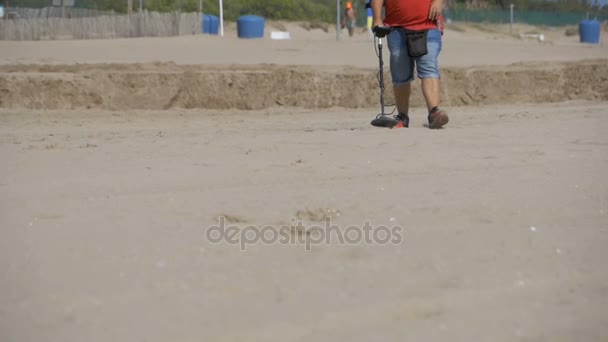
[429,0,444,20]
[371,0,384,28]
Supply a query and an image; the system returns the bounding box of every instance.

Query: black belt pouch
[405,30,428,58]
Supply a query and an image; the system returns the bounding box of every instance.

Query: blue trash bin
[203,15,219,35]
[209,15,219,35]
[214,16,220,34]
[579,20,601,44]
[203,15,210,33]
[237,15,265,39]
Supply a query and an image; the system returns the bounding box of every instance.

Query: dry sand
[1,21,608,342]
[0,22,606,111]
[0,22,607,68]
[1,103,608,341]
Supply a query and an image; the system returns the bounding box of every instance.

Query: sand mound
[0,59,606,110]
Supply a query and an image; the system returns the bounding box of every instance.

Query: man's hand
[372,18,384,37]
[429,0,443,20]
[372,25,392,38]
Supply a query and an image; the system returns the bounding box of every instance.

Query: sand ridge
[1,59,606,110]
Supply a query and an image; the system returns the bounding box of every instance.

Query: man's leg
[394,83,411,117]
[417,29,448,129]
[387,28,414,127]
[421,78,440,111]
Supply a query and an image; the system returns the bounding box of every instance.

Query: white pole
[336,0,341,41]
[219,0,224,37]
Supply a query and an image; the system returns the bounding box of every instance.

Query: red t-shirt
[383,0,444,31]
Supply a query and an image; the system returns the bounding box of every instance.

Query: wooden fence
[13,6,111,19]
[0,9,202,40]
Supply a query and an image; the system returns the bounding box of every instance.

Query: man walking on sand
[343,2,357,37]
[371,0,449,129]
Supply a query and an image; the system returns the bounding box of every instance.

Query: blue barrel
[203,15,210,33]
[579,20,601,44]
[203,15,219,35]
[209,15,219,35]
[237,15,265,39]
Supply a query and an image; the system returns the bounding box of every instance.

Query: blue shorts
[387,28,442,85]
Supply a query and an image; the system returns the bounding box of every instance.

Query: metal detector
[370,25,400,128]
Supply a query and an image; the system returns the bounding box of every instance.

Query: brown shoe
[428,107,449,129]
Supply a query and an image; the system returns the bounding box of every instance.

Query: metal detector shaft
[378,37,386,116]
[372,25,392,117]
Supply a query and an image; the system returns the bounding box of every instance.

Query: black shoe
[393,113,410,128]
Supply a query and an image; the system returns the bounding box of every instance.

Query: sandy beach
[1,21,607,341]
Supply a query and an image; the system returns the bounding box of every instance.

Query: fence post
[336,0,341,41]
[198,0,202,34]
[509,3,514,34]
